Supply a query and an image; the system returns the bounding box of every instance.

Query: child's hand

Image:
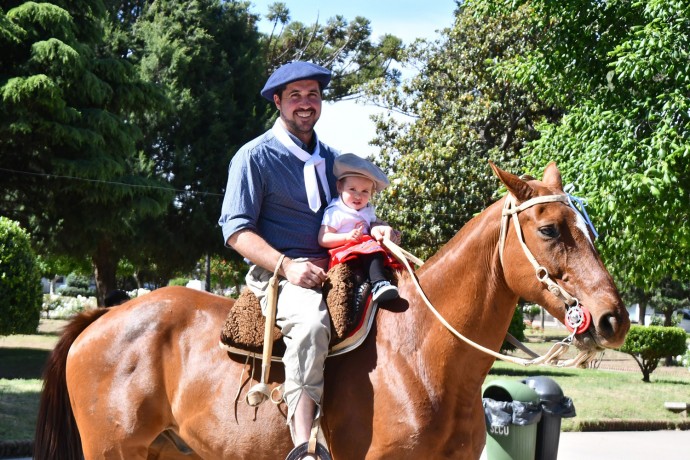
[347,222,366,242]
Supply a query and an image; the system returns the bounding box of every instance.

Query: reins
[382,192,598,368]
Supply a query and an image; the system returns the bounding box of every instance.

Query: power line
[1,167,483,217]
[0,167,224,197]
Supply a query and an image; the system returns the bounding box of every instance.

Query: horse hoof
[284,442,331,460]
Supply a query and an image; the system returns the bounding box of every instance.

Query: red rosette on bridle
[564,303,592,335]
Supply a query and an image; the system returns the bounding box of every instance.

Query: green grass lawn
[486,361,690,431]
[0,379,41,441]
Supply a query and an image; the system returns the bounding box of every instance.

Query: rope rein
[382,192,598,368]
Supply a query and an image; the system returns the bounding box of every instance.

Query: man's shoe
[372,280,399,303]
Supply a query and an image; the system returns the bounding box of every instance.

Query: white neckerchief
[333,197,376,227]
[272,119,331,212]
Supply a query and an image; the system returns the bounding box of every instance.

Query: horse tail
[34,308,110,460]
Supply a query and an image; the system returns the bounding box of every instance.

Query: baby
[318,153,399,303]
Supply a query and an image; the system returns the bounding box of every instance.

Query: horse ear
[542,161,563,190]
[489,161,534,202]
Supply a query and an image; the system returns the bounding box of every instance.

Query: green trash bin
[483,379,542,460]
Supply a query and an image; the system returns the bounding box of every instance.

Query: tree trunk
[664,311,675,365]
[205,254,211,292]
[50,275,58,295]
[638,296,649,326]
[540,306,545,330]
[92,238,118,307]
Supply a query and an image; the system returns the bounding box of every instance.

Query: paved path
[481,430,690,459]
[558,430,690,460]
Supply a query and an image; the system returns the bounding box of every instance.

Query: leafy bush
[168,277,190,286]
[127,288,150,299]
[501,306,525,352]
[682,345,690,371]
[41,294,65,319]
[618,325,688,382]
[42,294,96,319]
[0,217,42,335]
[57,272,95,297]
[523,304,542,324]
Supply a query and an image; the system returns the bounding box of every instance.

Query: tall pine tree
[0,1,171,303]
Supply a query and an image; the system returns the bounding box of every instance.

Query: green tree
[364,2,558,258]
[0,217,42,335]
[57,272,95,298]
[618,325,687,382]
[650,278,690,327]
[204,253,246,298]
[261,1,403,100]
[0,1,172,304]
[36,253,90,294]
[499,1,690,307]
[116,0,269,280]
[103,0,405,283]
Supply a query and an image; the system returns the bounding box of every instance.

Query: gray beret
[334,153,390,192]
[261,61,332,101]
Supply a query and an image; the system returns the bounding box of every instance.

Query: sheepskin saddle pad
[220,262,375,357]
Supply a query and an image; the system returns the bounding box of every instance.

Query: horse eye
[538,225,559,239]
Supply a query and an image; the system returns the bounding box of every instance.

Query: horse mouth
[567,302,630,351]
[574,315,629,351]
[573,330,603,351]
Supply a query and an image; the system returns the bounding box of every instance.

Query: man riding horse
[218,61,400,459]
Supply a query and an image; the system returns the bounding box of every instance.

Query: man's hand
[370,224,402,244]
[282,258,328,289]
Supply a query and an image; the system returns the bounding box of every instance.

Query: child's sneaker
[372,280,399,303]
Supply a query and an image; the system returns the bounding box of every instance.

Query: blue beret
[261,61,332,101]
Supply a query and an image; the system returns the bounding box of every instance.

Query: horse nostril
[598,313,618,339]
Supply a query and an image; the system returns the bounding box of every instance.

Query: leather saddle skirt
[219,261,389,359]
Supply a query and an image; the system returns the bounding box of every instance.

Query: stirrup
[246,382,271,406]
[284,442,332,460]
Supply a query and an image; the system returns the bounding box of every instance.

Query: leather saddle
[219,261,390,359]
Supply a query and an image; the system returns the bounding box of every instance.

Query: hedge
[0,217,42,335]
[618,325,688,382]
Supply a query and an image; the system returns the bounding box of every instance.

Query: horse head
[490,161,629,350]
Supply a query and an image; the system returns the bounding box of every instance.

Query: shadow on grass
[654,377,690,386]
[488,366,576,379]
[0,348,49,379]
[35,329,62,337]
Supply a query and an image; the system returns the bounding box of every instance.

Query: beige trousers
[245,260,331,423]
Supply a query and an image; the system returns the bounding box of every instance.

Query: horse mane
[34,308,110,460]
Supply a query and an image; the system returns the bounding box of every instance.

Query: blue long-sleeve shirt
[219,129,338,260]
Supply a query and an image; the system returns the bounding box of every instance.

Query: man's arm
[228,229,327,288]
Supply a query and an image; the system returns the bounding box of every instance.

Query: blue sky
[249,0,457,45]
[249,1,458,156]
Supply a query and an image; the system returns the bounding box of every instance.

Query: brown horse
[34,163,629,459]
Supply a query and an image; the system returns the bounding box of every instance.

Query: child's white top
[321,197,377,234]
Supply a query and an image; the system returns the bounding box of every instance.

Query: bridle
[382,192,597,368]
[500,193,591,336]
